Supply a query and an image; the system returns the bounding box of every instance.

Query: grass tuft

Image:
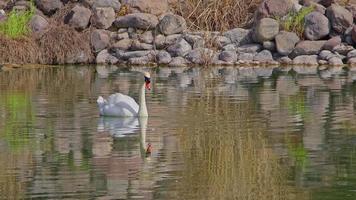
[0,2,35,38]
[279,6,314,38]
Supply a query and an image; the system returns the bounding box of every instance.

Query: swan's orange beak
[146,143,152,154]
[145,77,151,90]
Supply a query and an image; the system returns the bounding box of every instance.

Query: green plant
[280,6,314,38]
[0,2,35,38]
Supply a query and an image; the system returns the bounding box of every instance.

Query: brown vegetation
[172,0,261,31]
[0,36,39,64]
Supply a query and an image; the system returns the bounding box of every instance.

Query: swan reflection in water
[97,116,150,158]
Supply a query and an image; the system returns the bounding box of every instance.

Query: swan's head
[144,72,151,90]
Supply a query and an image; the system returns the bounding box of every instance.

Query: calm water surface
[0,65,356,199]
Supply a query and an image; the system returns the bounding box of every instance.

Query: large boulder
[35,0,63,16]
[96,49,118,64]
[91,0,121,11]
[237,44,263,54]
[91,29,110,52]
[169,56,189,67]
[255,0,296,19]
[114,13,158,29]
[121,0,169,16]
[293,55,318,65]
[111,38,132,51]
[275,31,300,56]
[64,5,92,31]
[219,51,238,63]
[291,40,326,58]
[254,18,279,42]
[156,50,172,64]
[322,36,341,50]
[158,13,187,35]
[91,7,115,29]
[253,50,273,62]
[223,28,252,46]
[304,11,330,40]
[29,14,49,34]
[326,4,353,34]
[167,38,192,57]
[185,48,214,64]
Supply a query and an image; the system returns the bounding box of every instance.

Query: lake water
[0,65,356,199]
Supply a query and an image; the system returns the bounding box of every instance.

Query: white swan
[97,72,151,117]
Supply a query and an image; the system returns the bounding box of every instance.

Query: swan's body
[97,72,150,117]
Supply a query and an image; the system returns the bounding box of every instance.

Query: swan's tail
[97,96,107,106]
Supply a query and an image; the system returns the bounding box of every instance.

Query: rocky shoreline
[1,0,356,67]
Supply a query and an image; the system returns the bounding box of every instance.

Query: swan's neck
[138,83,148,117]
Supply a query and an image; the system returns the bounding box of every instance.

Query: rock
[347,49,356,59]
[275,31,300,56]
[322,36,341,51]
[318,59,328,65]
[278,56,292,64]
[219,51,238,63]
[116,32,129,40]
[345,36,353,45]
[96,49,118,64]
[254,50,273,62]
[139,31,154,44]
[319,50,334,60]
[128,55,153,65]
[333,44,354,56]
[66,50,93,64]
[223,28,252,46]
[64,5,91,31]
[29,14,48,34]
[346,4,356,22]
[169,57,189,67]
[256,0,296,19]
[116,50,153,60]
[254,18,279,42]
[293,55,318,65]
[315,0,334,7]
[130,40,153,50]
[328,57,343,65]
[238,53,255,61]
[237,44,263,54]
[185,48,214,64]
[304,11,330,40]
[167,39,192,57]
[154,34,182,49]
[158,13,187,35]
[304,1,326,14]
[111,38,132,51]
[91,30,110,52]
[35,0,63,16]
[91,7,115,29]
[291,40,326,58]
[326,4,353,34]
[214,36,231,48]
[352,25,356,44]
[92,0,121,12]
[183,34,205,49]
[121,0,169,16]
[263,41,276,51]
[222,44,237,51]
[114,13,159,29]
[156,50,172,64]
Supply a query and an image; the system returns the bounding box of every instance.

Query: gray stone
[291,40,326,58]
[112,39,132,51]
[29,14,48,34]
[139,31,154,44]
[114,13,159,29]
[326,4,353,34]
[263,41,276,51]
[121,0,169,16]
[254,18,279,42]
[116,32,129,40]
[184,34,205,49]
[238,53,255,61]
[293,55,318,65]
[159,13,187,35]
[348,57,356,64]
[64,5,91,31]
[96,49,118,64]
[328,57,343,66]
[214,36,231,48]
[322,36,341,51]
[185,48,214,64]
[256,0,296,19]
[219,51,238,63]
[92,0,121,11]
[128,56,153,65]
[347,50,356,59]
[156,50,172,64]
[319,59,328,65]
[278,56,292,64]
[333,44,354,56]
[223,28,252,46]
[92,7,115,29]
[275,31,300,56]
[169,57,189,67]
[116,50,153,60]
[222,44,237,51]
[91,29,110,52]
[253,50,273,62]
[167,39,192,57]
[130,40,153,50]
[35,0,63,16]
[345,36,353,45]
[237,44,263,54]
[304,11,330,40]
[319,50,334,60]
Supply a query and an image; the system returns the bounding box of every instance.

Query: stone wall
[1,0,356,66]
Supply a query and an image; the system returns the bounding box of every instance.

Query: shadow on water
[0,65,356,199]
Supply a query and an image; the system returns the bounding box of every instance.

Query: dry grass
[0,36,40,64]
[172,0,261,31]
